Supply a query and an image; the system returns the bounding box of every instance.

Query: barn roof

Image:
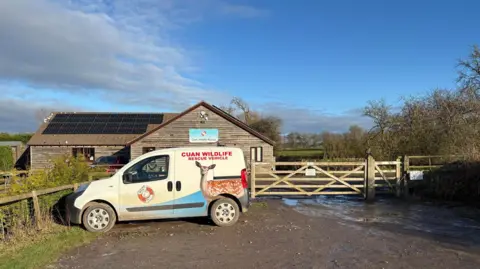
[27,112,178,146]
[127,101,275,146]
[27,101,275,147]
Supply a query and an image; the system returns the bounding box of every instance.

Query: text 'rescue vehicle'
[66,147,250,232]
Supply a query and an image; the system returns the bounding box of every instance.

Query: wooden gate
[250,158,402,199]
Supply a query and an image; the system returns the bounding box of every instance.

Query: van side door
[172,149,213,217]
[118,153,175,220]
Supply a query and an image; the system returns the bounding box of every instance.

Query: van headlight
[75,183,90,193]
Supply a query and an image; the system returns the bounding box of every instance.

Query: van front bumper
[65,191,84,224]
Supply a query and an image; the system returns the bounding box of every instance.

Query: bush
[0,146,13,171]
[0,155,92,243]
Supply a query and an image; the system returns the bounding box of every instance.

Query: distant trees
[361,45,480,160]
[283,132,323,149]
[0,133,33,144]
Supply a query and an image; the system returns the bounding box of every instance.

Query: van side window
[123,155,169,184]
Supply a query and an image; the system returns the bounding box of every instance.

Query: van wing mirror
[123,173,133,183]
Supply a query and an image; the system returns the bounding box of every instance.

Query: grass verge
[0,226,98,269]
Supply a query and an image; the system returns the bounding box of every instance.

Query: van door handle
[167,181,173,192]
[176,181,181,191]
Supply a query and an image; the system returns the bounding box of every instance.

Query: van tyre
[82,202,116,233]
[210,198,240,227]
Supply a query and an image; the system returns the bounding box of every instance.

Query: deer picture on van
[196,161,246,203]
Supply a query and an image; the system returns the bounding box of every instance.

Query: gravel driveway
[53,200,480,269]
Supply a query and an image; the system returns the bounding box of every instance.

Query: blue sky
[0,0,479,133]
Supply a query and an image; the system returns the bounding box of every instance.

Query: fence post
[402,155,410,199]
[365,154,376,202]
[31,190,42,229]
[250,160,256,199]
[73,183,78,191]
[395,156,401,197]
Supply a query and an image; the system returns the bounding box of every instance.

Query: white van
[66,147,250,232]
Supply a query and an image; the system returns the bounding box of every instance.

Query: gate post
[395,156,402,197]
[365,154,376,202]
[402,155,410,199]
[250,159,256,198]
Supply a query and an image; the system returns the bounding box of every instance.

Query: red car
[90,155,128,173]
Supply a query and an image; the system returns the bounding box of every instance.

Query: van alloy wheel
[87,208,110,230]
[210,198,240,227]
[82,202,116,233]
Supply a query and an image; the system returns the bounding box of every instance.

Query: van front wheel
[210,198,240,227]
[82,202,116,233]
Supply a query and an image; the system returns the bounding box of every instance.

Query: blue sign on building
[189,129,219,143]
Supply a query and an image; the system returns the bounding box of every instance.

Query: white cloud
[258,103,374,133]
[0,0,264,114]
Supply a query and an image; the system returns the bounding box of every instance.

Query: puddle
[282,195,480,246]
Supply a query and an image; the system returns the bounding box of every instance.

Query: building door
[118,153,175,220]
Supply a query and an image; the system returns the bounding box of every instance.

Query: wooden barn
[25,101,274,170]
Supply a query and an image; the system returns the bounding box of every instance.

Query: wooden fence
[0,166,118,194]
[250,155,403,200]
[406,155,465,171]
[0,182,86,229]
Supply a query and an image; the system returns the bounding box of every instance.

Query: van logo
[137,185,154,203]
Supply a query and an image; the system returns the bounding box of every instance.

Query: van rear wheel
[82,202,116,233]
[210,198,240,227]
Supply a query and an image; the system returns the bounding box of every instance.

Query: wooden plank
[255,191,360,195]
[0,181,89,205]
[375,161,401,165]
[32,191,41,229]
[408,155,462,159]
[409,165,442,170]
[254,184,391,189]
[254,184,367,188]
[272,162,365,166]
[255,170,366,175]
[255,165,309,195]
[375,177,397,180]
[374,169,396,173]
[312,165,363,193]
[375,163,394,190]
[0,192,34,205]
[35,185,75,196]
[254,178,365,182]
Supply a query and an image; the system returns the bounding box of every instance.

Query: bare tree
[230,97,252,125]
[457,45,480,95]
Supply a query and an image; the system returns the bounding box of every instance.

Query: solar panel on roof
[42,113,164,134]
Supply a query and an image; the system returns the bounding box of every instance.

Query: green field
[277,148,324,157]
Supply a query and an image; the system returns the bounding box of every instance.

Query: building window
[142,147,156,154]
[250,146,263,162]
[123,155,169,184]
[72,147,95,162]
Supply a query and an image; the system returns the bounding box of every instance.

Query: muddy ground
[53,199,480,269]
